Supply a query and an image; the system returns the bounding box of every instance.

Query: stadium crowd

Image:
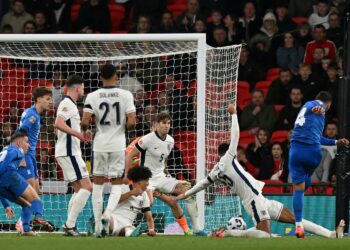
[0,0,348,194]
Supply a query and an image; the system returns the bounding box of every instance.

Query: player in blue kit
[0,132,54,235]
[16,87,52,233]
[289,91,349,238]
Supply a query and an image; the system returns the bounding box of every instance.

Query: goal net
[0,34,241,233]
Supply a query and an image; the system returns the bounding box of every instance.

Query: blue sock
[293,189,304,223]
[21,205,32,232]
[31,199,43,218]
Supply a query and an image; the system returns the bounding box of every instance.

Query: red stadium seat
[109,4,125,31]
[238,130,255,149]
[274,105,285,118]
[71,4,81,23]
[270,130,289,143]
[255,80,272,96]
[237,81,251,110]
[0,57,12,71]
[167,4,187,20]
[262,180,284,194]
[187,81,196,96]
[266,68,280,79]
[291,17,308,26]
[172,130,197,169]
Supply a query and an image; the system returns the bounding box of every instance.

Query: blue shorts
[0,170,29,202]
[17,153,38,180]
[289,142,322,185]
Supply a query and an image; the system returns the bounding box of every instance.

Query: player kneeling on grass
[107,166,156,237]
[0,132,54,236]
[176,104,345,239]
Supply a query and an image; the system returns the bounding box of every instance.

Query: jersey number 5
[295,107,307,127]
[99,102,121,125]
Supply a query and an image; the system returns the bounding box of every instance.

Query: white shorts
[148,175,179,194]
[110,214,132,236]
[56,156,89,183]
[93,151,125,178]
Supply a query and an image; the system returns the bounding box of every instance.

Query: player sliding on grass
[176,104,345,239]
[0,132,54,236]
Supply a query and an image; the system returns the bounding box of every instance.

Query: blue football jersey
[0,145,25,175]
[291,100,326,145]
[18,106,41,154]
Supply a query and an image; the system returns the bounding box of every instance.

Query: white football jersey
[135,132,174,178]
[84,86,136,152]
[112,184,150,225]
[55,96,82,157]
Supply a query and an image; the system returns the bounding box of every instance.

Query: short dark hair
[327,62,339,71]
[218,143,229,156]
[251,88,264,96]
[100,64,116,80]
[127,166,152,182]
[316,91,332,103]
[32,87,52,103]
[156,112,171,123]
[326,122,337,128]
[314,24,326,31]
[280,67,291,74]
[11,131,27,143]
[66,74,84,88]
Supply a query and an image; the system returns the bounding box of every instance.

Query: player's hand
[228,104,236,115]
[312,106,325,115]
[252,106,261,116]
[337,138,350,146]
[131,187,143,196]
[76,132,89,143]
[175,194,186,201]
[5,207,14,219]
[122,177,129,185]
[147,229,156,237]
[84,130,93,141]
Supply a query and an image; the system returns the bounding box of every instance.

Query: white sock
[296,221,303,228]
[104,185,122,217]
[66,189,91,228]
[92,184,104,231]
[68,192,77,215]
[184,198,200,232]
[302,219,333,238]
[224,229,270,238]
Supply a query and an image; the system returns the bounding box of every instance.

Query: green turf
[1,234,350,250]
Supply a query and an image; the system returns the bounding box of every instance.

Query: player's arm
[125,92,137,130]
[176,177,212,200]
[322,137,350,146]
[54,116,88,142]
[126,112,136,130]
[0,197,14,219]
[119,187,143,202]
[144,210,156,236]
[227,104,240,157]
[81,112,92,133]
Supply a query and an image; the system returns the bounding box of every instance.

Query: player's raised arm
[227,104,240,157]
[176,177,212,200]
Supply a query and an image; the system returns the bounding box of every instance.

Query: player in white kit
[108,166,156,237]
[54,75,93,236]
[125,112,206,236]
[81,64,136,237]
[176,104,345,238]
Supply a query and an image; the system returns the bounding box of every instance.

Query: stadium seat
[167,4,187,20]
[274,105,285,118]
[266,68,280,79]
[270,130,289,143]
[0,57,12,71]
[291,17,308,26]
[262,180,284,194]
[237,81,251,110]
[187,81,196,96]
[238,130,255,149]
[29,79,49,87]
[255,80,272,96]
[109,4,125,31]
[71,4,81,23]
[172,130,197,169]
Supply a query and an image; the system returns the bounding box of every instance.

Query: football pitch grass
[1,234,350,250]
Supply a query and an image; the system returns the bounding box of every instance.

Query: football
[227,217,247,230]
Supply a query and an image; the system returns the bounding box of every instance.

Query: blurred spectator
[23,0,49,16]
[1,24,13,33]
[288,0,314,18]
[311,47,328,78]
[206,9,224,45]
[4,101,23,131]
[1,0,34,33]
[250,35,274,73]
[37,148,57,180]
[266,68,295,105]
[51,68,65,109]
[116,63,144,94]
[176,0,204,33]
[129,15,153,33]
[326,12,343,48]
[260,142,289,182]
[308,0,332,29]
[157,91,171,113]
[47,0,72,33]
[239,1,262,43]
[276,32,305,74]
[158,11,177,33]
[276,87,303,130]
[198,0,237,17]
[23,20,36,33]
[237,145,259,178]
[193,19,207,33]
[323,62,339,119]
[294,63,322,102]
[77,0,110,33]
[304,24,337,64]
[134,89,146,120]
[0,0,11,21]
[135,104,157,136]
[223,14,244,45]
[329,0,347,17]
[246,127,271,168]
[240,89,276,134]
[295,23,313,49]
[0,122,12,151]
[34,11,52,33]
[274,1,296,34]
[132,0,167,28]
[209,26,229,47]
[238,46,263,90]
